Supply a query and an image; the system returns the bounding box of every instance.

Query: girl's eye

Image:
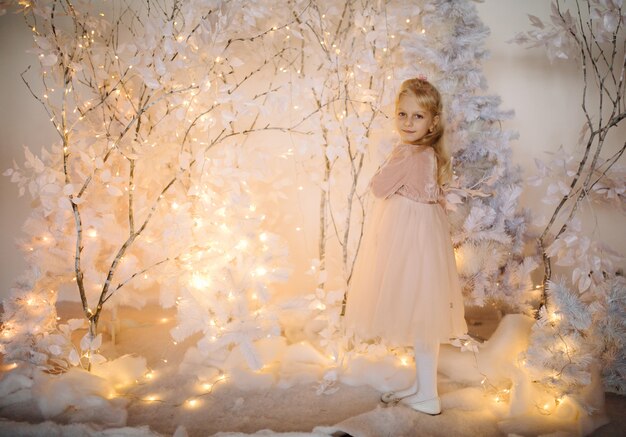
[413,114,423,119]
[398,112,406,117]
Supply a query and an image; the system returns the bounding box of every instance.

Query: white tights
[394,339,440,401]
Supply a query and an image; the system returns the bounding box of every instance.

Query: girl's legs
[407,339,440,402]
[398,339,441,414]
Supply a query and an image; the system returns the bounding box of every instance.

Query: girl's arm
[369,148,410,198]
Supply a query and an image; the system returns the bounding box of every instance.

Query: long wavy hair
[396,78,451,185]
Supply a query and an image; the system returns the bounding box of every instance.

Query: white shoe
[400,396,441,415]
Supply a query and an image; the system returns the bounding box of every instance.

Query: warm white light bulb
[186,399,199,408]
[190,273,210,289]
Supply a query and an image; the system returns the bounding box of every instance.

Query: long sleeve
[369,148,411,199]
[370,144,441,203]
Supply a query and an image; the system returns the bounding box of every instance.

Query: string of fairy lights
[127,366,231,410]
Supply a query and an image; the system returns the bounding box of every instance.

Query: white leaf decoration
[563,234,578,246]
[239,339,262,371]
[68,318,85,331]
[603,12,618,33]
[221,110,236,123]
[107,185,124,196]
[90,333,103,350]
[326,290,344,305]
[80,333,91,351]
[68,349,80,366]
[137,67,161,89]
[33,36,52,50]
[40,53,58,66]
[63,184,75,196]
[578,275,591,293]
[557,180,570,195]
[179,151,192,170]
[229,57,244,67]
[528,14,545,29]
[101,169,111,183]
[57,196,72,209]
[445,192,462,204]
[90,353,107,365]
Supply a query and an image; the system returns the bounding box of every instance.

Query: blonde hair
[396,78,452,185]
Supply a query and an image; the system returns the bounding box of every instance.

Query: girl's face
[395,94,439,144]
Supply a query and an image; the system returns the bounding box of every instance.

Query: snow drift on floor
[0,304,609,436]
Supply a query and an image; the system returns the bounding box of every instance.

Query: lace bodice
[369,143,441,204]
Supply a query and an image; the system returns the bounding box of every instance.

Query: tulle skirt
[343,194,467,346]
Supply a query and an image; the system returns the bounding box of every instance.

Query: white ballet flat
[400,396,441,415]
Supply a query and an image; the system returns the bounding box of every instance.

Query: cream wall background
[1,1,624,301]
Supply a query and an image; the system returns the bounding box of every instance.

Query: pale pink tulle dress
[343,143,467,346]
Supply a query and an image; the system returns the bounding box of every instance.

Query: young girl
[343,77,467,415]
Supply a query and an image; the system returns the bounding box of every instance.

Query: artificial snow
[0,303,610,436]
[32,368,127,426]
